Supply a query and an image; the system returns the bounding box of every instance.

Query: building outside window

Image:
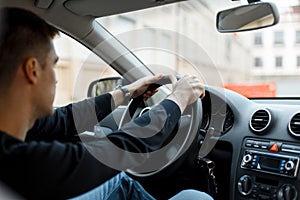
[296,31,300,44]
[254,32,263,45]
[275,56,283,67]
[274,31,284,45]
[297,56,300,67]
[254,57,263,67]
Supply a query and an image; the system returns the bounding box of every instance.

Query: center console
[236,138,300,200]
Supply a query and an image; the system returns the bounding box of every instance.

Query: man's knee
[170,189,214,200]
[118,172,137,192]
[118,172,134,184]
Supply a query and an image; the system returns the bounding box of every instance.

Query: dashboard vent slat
[288,113,300,137]
[249,109,271,134]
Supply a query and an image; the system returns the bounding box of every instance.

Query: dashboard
[202,86,300,200]
[94,85,300,200]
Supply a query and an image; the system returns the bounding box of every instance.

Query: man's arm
[107,99,180,153]
[25,93,114,142]
[25,75,165,142]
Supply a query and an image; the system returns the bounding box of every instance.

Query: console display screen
[258,156,281,171]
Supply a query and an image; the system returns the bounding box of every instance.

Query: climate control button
[277,184,297,200]
[238,175,253,196]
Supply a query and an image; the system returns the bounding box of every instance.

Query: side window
[53,33,119,107]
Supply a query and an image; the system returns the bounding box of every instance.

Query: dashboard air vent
[288,113,300,138]
[250,109,271,134]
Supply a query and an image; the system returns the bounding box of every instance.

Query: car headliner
[0,0,185,38]
[64,0,186,17]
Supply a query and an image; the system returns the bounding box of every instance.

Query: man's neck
[0,96,34,141]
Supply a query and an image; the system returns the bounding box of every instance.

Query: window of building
[297,56,300,67]
[254,32,263,45]
[275,56,283,67]
[274,31,284,45]
[254,57,263,67]
[296,31,300,44]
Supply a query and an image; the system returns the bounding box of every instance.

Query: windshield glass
[95,0,300,98]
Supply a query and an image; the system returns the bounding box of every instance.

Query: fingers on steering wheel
[169,75,177,86]
[143,89,158,101]
[148,74,163,85]
[200,89,205,99]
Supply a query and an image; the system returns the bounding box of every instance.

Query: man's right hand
[167,75,205,113]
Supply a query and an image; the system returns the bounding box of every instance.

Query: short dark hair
[0,7,59,87]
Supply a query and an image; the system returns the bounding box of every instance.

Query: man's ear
[22,57,40,84]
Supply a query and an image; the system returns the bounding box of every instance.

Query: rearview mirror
[217,2,279,33]
[87,77,123,97]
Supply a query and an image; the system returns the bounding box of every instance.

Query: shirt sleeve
[25,93,114,142]
[84,99,181,171]
[108,99,181,152]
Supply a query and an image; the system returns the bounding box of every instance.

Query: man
[0,7,211,200]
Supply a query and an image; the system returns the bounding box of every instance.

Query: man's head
[0,7,59,117]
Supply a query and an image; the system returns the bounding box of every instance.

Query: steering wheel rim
[118,79,203,177]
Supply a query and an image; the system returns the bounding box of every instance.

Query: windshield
[94,0,300,98]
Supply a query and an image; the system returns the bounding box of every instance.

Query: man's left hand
[126,74,164,99]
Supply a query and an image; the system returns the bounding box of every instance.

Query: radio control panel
[236,138,300,199]
[241,150,299,178]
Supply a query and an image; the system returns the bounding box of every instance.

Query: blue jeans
[69,172,213,200]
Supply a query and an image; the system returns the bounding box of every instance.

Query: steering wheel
[119,76,203,177]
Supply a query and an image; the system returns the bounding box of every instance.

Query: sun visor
[64,0,186,17]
